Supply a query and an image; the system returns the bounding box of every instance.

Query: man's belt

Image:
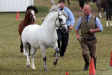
[83,37,96,41]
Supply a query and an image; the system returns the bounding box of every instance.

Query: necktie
[86,17,89,22]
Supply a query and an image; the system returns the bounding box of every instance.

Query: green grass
[0,0,112,75]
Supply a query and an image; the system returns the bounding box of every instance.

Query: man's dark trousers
[57,29,69,56]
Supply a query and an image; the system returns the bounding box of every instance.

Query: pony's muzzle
[61,25,68,33]
[32,16,36,23]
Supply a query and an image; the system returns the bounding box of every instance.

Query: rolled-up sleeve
[59,7,75,26]
[95,17,103,32]
[75,17,81,30]
[68,10,75,26]
[64,8,75,26]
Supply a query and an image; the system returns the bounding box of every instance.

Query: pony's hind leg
[20,41,23,53]
[24,43,30,68]
[106,13,109,27]
[31,47,37,70]
[99,12,102,18]
[40,46,48,71]
[98,6,102,18]
[28,43,31,56]
[109,15,112,26]
[110,21,112,26]
[106,21,109,27]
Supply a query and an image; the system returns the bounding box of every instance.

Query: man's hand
[77,35,80,40]
[69,25,73,30]
[75,30,80,40]
[89,29,94,33]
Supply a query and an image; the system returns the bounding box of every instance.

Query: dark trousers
[57,29,69,56]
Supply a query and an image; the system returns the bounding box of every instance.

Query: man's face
[59,2,65,9]
[82,7,91,16]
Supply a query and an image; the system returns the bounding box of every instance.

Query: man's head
[82,5,91,16]
[58,0,65,10]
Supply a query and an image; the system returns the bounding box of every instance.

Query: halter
[55,12,66,28]
[55,12,68,33]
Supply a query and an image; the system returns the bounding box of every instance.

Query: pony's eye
[59,18,62,23]
[28,12,31,15]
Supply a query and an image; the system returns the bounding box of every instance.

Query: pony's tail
[20,41,23,53]
[28,43,31,56]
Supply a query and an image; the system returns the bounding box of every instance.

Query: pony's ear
[55,4,61,9]
[49,4,61,12]
[51,0,55,5]
[62,10,68,18]
[56,9,61,15]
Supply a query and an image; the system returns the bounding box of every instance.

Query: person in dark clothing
[54,0,75,57]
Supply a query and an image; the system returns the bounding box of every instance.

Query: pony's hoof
[106,26,109,27]
[44,67,48,71]
[32,67,36,70]
[23,53,27,56]
[27,65,30,68]
[53,61,57,66]
[31,65,36,70]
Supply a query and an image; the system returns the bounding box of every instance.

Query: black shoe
[60,54,64,57]
[83,64,89,71]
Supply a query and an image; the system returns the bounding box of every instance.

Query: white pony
[21,4,68,71]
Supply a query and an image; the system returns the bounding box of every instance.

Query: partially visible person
[54,0,75,57]
[75,5,103,71]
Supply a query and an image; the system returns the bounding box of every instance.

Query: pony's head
[25,9,36,23]
[55,10,68,32]
[49,4,68,32]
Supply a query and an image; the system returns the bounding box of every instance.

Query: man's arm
[75,17,81,40]
[89,17,103,33]
[67,9,75,30]
[89,28,101,33]
[75,30,80,40]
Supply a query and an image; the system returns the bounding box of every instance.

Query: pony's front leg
[53,47,59,66]
[106,21,109,27]
[31,47,37,70]
[40,46,48,71]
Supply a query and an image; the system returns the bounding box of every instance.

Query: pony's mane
[42,4,68,23]
[42,11,58,24]
[42,4,61,22]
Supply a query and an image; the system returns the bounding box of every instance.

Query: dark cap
[58,0,65,3]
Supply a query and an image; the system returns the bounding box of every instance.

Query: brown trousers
[81,38,97,68]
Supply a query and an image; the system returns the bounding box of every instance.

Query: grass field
[0,0,112,75]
